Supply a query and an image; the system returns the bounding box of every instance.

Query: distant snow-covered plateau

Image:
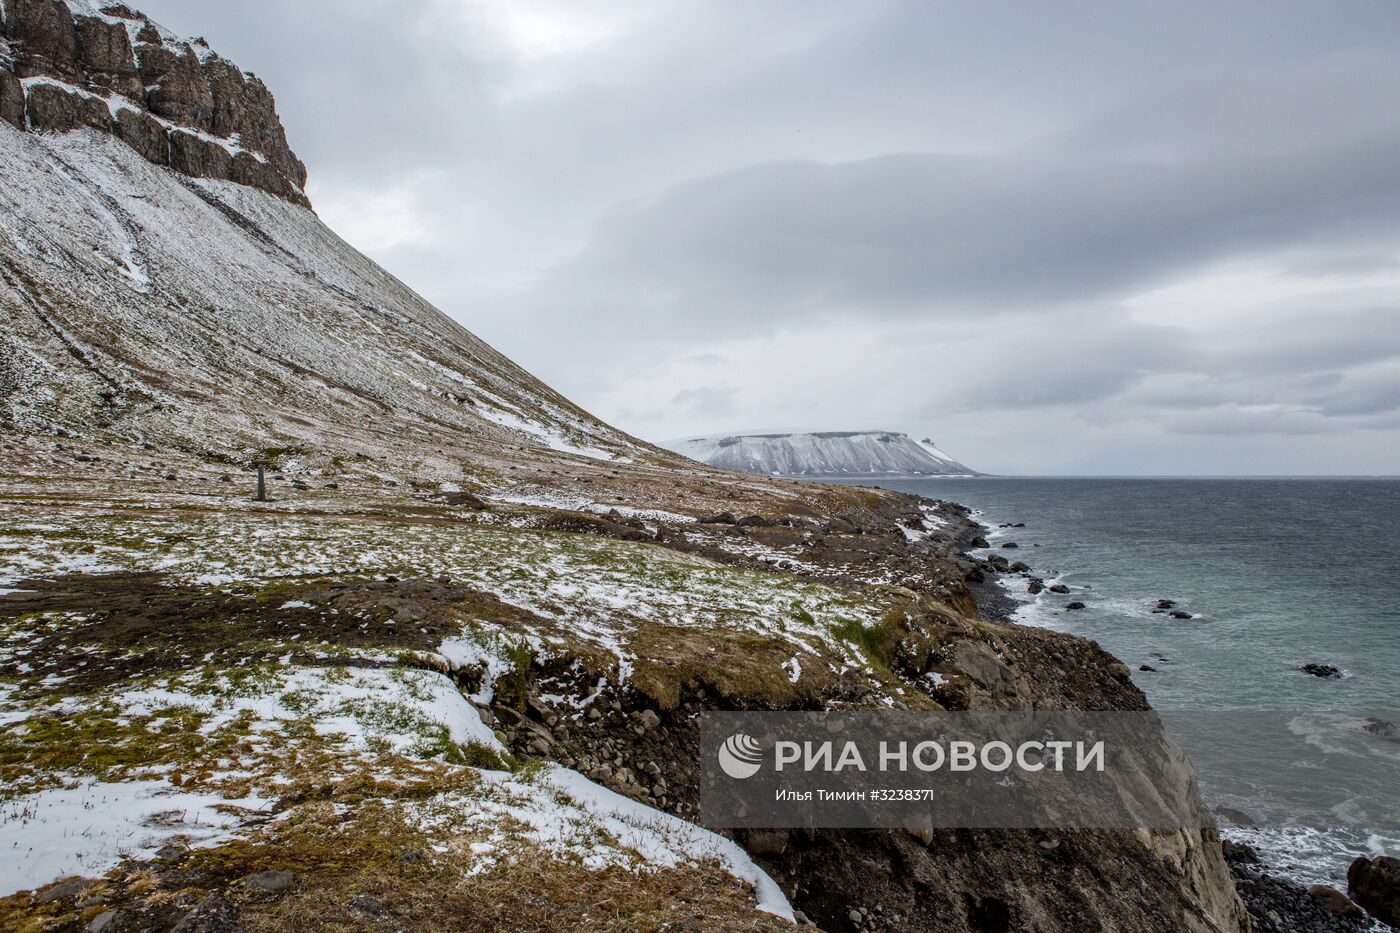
[667,431,979,477]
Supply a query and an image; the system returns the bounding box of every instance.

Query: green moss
[0,705,212,795]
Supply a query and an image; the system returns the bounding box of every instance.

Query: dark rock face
[0,69,25,128]
[1348,855,1400,925]
[139,42,213,129]
[113,104,167,162]
[25,81,112,133]
[0,0,308,205]
[168,128,232,180]
[5,0,81,81]
[74,14,142,97]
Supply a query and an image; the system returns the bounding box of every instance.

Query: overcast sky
[141,1,1400,474]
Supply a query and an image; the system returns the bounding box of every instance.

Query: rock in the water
[1156,599,1176,610]
[1363,717,1398,738]
[1065,601,1086,610]
[1169,610,1193,619]
[1048,583,1070,594]
[1213,806,1257,827]
[1348,854,1400,925]
[1138,664,1157,672]
[1027,580,1043,594]
[1298,663,1342,679]
[1000,541,1019,549]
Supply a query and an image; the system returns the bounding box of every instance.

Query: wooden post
[255,465,267,502]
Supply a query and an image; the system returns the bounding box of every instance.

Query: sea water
[843,476,1400,886]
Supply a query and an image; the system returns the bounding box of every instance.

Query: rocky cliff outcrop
[0,0,308,206]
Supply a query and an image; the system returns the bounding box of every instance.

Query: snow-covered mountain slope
[668,430,979,476]
[0,122,649,471]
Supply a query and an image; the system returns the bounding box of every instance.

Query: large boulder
[1348,855,1400,925]
[25,81,113,134]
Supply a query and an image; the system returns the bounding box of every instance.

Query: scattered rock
[244,869,297,893]
[1048,583,1070,594]
[743,829,790,857]
[1348,854,1400,925]
[1027,580,1043,594]
[1000,542,1019,549]
[432,490,486,508]
[1229,843,1369,933]
[33,876,93,905]
[698,511,737,525]
[348,894,387,919]
[1299,663,1342,679]
[89,910,126,933]
[1168,610,1192,619]
[171,895,244,933]
[970,535,990,548]
[1307,885,1363,920]
[154,842,184,861]
[1156,599,1176,610]
[1065,601,1086,610]
[637,708,661,730]
[1222,840,1260,864]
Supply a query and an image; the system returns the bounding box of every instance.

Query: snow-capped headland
[668,430,979,477]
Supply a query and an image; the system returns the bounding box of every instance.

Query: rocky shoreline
[948,504,1392,932]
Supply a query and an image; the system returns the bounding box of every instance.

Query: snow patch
[0,779,266,894]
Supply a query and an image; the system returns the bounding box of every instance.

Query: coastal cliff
[0,4,1247,931]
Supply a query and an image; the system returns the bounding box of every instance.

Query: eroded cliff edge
[0,0,308,205]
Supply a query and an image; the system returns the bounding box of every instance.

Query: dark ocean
[845,477,1400,886]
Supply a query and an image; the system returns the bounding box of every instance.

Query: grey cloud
[129,1,1400,472]
[530,102,1400,341]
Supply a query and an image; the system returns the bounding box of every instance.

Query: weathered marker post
[254,464,267,502]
